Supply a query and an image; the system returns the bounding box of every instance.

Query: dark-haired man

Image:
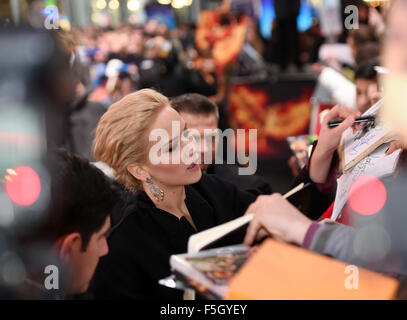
[171,93,272,196]
[355,58,379,113]
[18,150,119,299]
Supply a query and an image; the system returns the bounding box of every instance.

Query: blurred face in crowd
[157,24,169,38]
[381,0,407,143]
[137,106,202,189]
[59,217,110,294]
[179,111,219,171]
[144,19,159,36]
[356,78,378,113]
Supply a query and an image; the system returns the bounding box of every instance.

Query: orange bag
[226,239,399,300]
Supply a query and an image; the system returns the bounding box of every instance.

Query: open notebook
[333,99,402,220]
[332,141,402,221]
[340,99,395,172]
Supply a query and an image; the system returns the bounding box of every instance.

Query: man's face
[69,217,110,294]
[356,78,378,113]
[179,112,219,171]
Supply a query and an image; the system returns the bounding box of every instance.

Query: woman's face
[143,106,202,188]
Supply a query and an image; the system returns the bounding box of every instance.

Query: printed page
[342,99,392,171]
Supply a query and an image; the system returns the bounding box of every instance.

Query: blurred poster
[196,10,246,74]
[228,79,315,156]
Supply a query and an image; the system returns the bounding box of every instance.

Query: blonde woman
[91,89,256,299]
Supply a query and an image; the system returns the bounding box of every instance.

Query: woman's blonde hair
[93,89,169,191]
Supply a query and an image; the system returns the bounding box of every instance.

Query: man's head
[347,24,378,59]
[37,150,119,295]
[171,94,219,171]
[355,59,379,113]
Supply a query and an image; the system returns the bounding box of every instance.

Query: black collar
[129,185,216,234]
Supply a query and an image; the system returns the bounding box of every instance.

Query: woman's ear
[56,233,82,263]
[127,164,149,181]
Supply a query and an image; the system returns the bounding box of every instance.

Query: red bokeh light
[5,166,41,206]
[348,175,387,216]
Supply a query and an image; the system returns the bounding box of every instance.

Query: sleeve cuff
[305,141,339,195]
[302,222,322,249]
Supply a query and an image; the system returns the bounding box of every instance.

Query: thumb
[334,115,355,134]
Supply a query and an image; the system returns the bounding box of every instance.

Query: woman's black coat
[91,173,257,299]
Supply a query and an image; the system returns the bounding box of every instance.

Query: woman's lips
[187,163,199,171]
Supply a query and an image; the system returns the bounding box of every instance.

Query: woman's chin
[186,167,202,184]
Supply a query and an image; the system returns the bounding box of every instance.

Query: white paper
[331,141,402,221]
[342,99,391,170]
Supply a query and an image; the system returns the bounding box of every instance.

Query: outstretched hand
[243,194,312,247]
[310,105,361,183]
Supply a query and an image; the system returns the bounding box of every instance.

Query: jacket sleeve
[290,141,338,220]
[309,222,402,276]
[91,217,183,300]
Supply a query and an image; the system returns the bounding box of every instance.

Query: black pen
[328,115,376,128]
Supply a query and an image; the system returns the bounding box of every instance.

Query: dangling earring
[146,177,164,201]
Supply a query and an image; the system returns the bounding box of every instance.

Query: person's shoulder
[192,171,258,200]
[108,191,151,240]
[208,163,272,195]
[194,171,233,190]
[210,163,261,182]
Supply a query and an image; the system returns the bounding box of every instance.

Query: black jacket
[70,98,107,161]
[91,173,257,299]
[206,163,272,196]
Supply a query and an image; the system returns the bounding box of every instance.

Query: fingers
[386,141,403,155]
[335,105,360,120]
[333,114,356,135]
[244,198,261,216]
[322,105,360,125]
[255,228,269,242]
[385,144,396,155]
[244,216,262,246]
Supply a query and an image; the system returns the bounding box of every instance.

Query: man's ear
[56,233,82,262]
[127,164,149,181]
